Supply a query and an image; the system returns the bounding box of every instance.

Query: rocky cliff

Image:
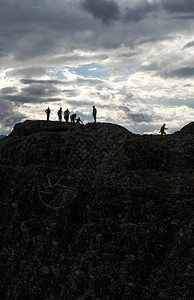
[0,120,194,299]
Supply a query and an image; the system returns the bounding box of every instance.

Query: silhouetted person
[93,105,97,122]
[70,113,77,123]
[45,107,50,121]
[76,117,83,124]
[64,109,70,122]
[159,124,168,135]
[58,107,62,121]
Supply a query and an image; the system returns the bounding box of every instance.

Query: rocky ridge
[0,120,194,299]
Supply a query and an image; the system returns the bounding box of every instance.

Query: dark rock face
[0,120,194,300]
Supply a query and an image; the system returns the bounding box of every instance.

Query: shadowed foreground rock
[0,120,194,299]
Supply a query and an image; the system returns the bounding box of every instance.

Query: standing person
[64,109,70,122]
[159,124,168,135]
[58,107,62,121]
[45,107,51,121]
[70,113,77,123]
[92,105,97,123]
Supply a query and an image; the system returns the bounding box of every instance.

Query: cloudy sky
[1,0,194,135]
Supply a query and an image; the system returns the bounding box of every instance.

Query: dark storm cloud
[0,1,84,32]
[123,2,158,23]
[81,0,120,24]
[137,35,174,46]
[0,48,7,58]
[0,0,193,65]
[21,78,104,89]
[0,1,94,62]
[128,113,153,123]
[20,79,64,85]
[162,0,194,13]
[161,67,194,78]
[1,87,18,94]
[171,15,194,20]
[3,95,61,104]
[2,78,63,102]
[21,85,59,97]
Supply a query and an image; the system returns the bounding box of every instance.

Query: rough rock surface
[0,120,194,299]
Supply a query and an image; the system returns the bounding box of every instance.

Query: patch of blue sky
[47,64,110,80]
[47,67,67,79]
[48,63,139,81]
[67,63,111,80]
[112,64,140,82]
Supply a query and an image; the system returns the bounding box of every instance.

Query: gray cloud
[66,99,95,107]
[171,15,194,20]
[81,0,120,24]
[0,1,94,62]
[0,100,26,132]
[139,62,161,72]
[75,77,105,87]
[11,67,48,78]
[1,87,18,94]
[62,90,78,97]
[20,79,64,85]
[21,85,59,97]
[183,41,194,49]
[161,67,194,78]
[127,113,153,123]
[123,2,158,23]
[183,84,193,87]
[2,95,61,104]
[162,0,194,13]
[0,48,7,58]
[148,96,194,110]
[121,105,153,123]
[0,0,192,65]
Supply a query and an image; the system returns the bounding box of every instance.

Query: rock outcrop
[0,120,194,299]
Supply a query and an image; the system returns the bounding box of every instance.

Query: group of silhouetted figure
[45,106,168,134]
[45,105,97,124]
